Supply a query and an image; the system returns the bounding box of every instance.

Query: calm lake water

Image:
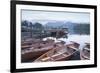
[43,34,90,50]
[59,34,90,50]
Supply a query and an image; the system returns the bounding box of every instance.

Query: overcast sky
[21,10,90,24]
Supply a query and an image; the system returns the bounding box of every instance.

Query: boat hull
[21,49,51,62]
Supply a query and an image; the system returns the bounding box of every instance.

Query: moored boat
[80,43,90,60]
[34,41,80,62]
[21,39,55,62]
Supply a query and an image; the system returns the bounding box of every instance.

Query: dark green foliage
[73,23,90,34]
[21,20,29,27]
[21,20,90,39]
[21,21,43,38]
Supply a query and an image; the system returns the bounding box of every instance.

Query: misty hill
[45,21,64,28]
[45,21,75,34]
[44,21,90,34]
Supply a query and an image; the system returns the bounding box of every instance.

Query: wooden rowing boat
[21,39,41,49]
[34,41,80,62]
[21,39,55,62]
[80,43,90,60]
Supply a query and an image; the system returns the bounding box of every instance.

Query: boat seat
[62,53,69,57]
[83,48,90,51]
[41,57,50,61]
[81,55,90,60]
[62,54,67,57]
[68,46,78,51]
